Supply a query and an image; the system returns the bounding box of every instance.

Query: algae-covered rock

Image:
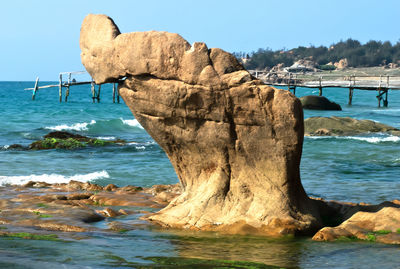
[304,116,400,136]
[312,202,400,244]
[29,131,117,150]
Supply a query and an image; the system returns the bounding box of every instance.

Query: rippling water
[0,81,399,268]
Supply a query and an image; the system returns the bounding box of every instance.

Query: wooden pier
[25,71,121,103]
[250,70,400,107]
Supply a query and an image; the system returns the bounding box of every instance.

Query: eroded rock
[80,14,323,235]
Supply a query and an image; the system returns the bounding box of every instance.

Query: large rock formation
[80,14,323,235]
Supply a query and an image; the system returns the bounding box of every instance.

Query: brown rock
[334,58,348,69]
[96,207,121,217]
[104,184,118,192]
[80,14,323,236]
[312,203,400,244]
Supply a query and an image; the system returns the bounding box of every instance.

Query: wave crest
[306,135,400,143]
[0,170,109,186]
[45,120,96,131]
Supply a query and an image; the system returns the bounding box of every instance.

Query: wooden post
[91,81,95,103]
[318,76,322,96]
[384,90,388,107]
[117,84,120,103]
[65,72,71,102]
[59,73,63,103]
[348,88,353,105]
[112,83,116,103]
[377,89,382,108]
[32,77,39,100]
[97,84,101,103]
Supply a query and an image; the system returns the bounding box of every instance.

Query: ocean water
[0,81,399,268]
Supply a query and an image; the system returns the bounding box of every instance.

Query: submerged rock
[0,181,180,238]
[299,95,342,110]
[304,116,400,136]
[80,14,323,236]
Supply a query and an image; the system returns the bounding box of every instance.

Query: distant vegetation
[235,39,400,70]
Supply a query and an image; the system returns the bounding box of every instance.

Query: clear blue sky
[1,0,399,80]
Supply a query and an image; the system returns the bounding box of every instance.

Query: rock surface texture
[80,14,323,235]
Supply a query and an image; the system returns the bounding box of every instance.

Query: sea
[0,81,399,268]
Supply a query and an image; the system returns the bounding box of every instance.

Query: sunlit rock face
[80,14,322,236]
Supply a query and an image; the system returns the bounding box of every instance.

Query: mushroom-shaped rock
[80,14,322,236]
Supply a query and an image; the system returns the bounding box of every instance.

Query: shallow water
[0,81,399,268]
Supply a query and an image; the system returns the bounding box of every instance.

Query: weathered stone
[80,14,323,235]
[313,202,400,244]
[305,116,400,136]
[299,95,342,110]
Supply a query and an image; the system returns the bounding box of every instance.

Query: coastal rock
[334,58,348,70]
[304,116,400,136]
[80,14,323,236]
[299,95,342,110]
[312,201,400,244]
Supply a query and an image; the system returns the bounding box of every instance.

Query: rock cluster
[0,181,179,237]
[80,14,322,236]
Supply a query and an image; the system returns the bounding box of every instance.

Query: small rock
[104,184,118,191]
[300,95,342,110]
[67,193,92,200]
[96,207,121,217]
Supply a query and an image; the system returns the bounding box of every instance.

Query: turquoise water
[0,81,399,268]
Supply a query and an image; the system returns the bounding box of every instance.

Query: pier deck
[250,70,400,107]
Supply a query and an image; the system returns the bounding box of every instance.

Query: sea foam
[45,120,96,131]
[306,135,400,143]
[120,118,144,129]
[344,136,400,143]
[0,170,109,186]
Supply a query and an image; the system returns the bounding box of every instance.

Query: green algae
[0,232,60,241]
[36,203,48,208]
[104,254,283,268]
[336,235,359,242]
[32,210,53,218]
[366,233,377,242]
[374,230,392,235]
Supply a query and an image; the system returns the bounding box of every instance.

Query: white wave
[45,120,96,131]
[96,136,116,140]
[135,146,146,150]
[120,118,144,129]
[306,135,400,143]
[2,145,10,150]
[0,170,109,186]
[344,136,400,143]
